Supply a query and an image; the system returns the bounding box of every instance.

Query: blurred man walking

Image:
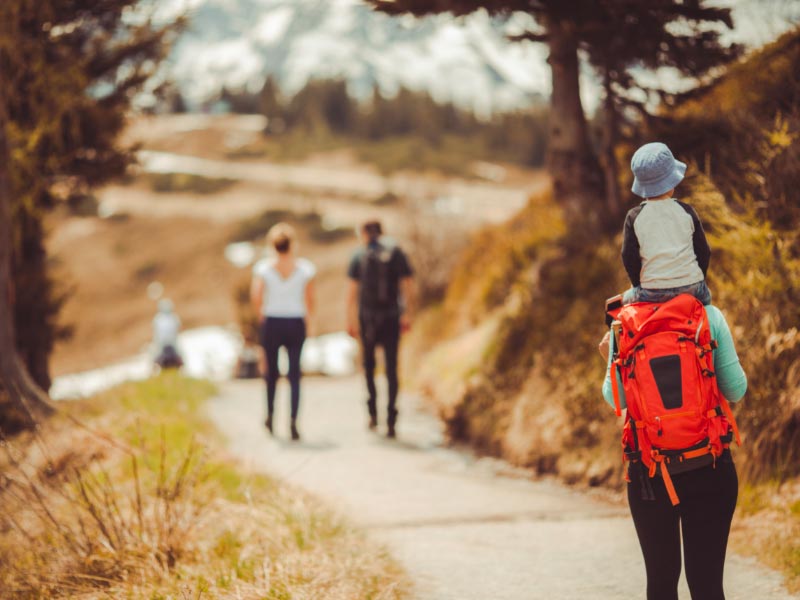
[346,220,414,438]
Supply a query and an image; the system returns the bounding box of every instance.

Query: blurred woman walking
[251,223,316,441]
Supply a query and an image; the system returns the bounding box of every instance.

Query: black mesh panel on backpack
[649,354,684,410]
[359,243,396,313]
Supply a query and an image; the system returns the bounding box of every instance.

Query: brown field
[48,114,546,376]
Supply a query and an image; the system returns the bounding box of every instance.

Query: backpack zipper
[654,410,697,437]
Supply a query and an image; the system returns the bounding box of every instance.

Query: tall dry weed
[0,429,208,596]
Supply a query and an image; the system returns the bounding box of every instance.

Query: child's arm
[679,201,711,276]
[621,209,642,286]
[692,215,711,276]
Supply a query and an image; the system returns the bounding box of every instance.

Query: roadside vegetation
[734,481,800,588]
[146,172,237,195]
[230,208,353,245]
[405,28,800,590]
[0,373,408,598]
[177,79,550,178]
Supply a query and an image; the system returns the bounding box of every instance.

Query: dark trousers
[260,317,306,420]
[360,313,400,426]
[627,457,738,600]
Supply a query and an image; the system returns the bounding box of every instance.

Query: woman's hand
[598,331,611,361]
[305,319,315,339]
[347,317,359,339]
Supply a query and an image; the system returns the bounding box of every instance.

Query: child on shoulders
[621,142,712,306]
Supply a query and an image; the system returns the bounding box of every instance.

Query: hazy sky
[719,0,800,45]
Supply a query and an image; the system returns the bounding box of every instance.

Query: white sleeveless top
[253,257,316,318]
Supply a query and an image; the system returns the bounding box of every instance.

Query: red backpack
[608,294,741,505]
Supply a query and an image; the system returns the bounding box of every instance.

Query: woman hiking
[251,223,316,441]
[599,296,747,599]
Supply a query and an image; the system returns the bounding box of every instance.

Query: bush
[147,172,236,194]
[230,209,352,245]
[687,175,800,480]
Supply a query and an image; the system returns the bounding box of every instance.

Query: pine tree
[259,76,284,130]
[367,0,740,231]
[0,0,179,431]
[582,1,742,222]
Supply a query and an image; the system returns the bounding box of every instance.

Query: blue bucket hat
[630,142,687,198]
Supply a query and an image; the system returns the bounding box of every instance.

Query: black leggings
[360,313,400,426]
[628,456,738,600]
[260,317,306,420]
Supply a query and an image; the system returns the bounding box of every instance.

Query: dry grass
[0,374,408,599]
[732,479,800,593]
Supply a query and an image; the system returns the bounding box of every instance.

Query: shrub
[147,172,236,195]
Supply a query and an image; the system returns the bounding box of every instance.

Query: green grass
[0,373,409,599]
[147,172,237,194]
[223,128,522,178]
[230,207,353,244]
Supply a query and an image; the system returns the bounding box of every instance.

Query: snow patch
[253,5,294,45]
[50,327,359,400]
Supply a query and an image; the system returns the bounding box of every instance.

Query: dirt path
[131,150,542,224]
[209,376,797,600]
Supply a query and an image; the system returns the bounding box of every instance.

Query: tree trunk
[601,66,623,227]
[0,109,55,429]
[544,17,605,232]
[15,210,58,391]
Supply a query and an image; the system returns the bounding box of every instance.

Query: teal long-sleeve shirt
[602,304,748,409]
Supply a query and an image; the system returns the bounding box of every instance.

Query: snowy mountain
[163,0,551,115]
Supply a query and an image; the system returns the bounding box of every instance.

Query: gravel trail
[210,376,797,600]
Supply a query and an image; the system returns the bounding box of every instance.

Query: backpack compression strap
[648,455,680,506]
[610,358,623,417]
[719,397,742,446]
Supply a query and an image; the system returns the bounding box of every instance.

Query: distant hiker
[622,142,712,305]
[251,223,316,441]
[153,298,183,369]
[346,220,414,438]
[599,296,747,600]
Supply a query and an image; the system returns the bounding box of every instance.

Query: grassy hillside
[407,27,800,589]
[0,374,408,598]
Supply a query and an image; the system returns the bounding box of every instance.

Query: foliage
[147,172,236,194]
[415,26,800,490]
[230,208,353,245]
[217,79,551,174]
[0,374,409,598]
[689,175,800,481]
[581,0,741,111]
[0,0,180,393]
[649,28,800,228]
[442,190,565,327]
[643,29,800,478]
[437,191,625,473]
[368,0,741,230]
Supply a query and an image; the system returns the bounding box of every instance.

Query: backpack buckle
[624,450,642,462]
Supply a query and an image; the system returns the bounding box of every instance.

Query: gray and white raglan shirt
[621,199,711,290]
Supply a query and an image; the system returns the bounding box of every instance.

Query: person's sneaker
[368,414,378,431]
[386,423,396,439]
[265,415,273,434]
[290,420,300,441]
